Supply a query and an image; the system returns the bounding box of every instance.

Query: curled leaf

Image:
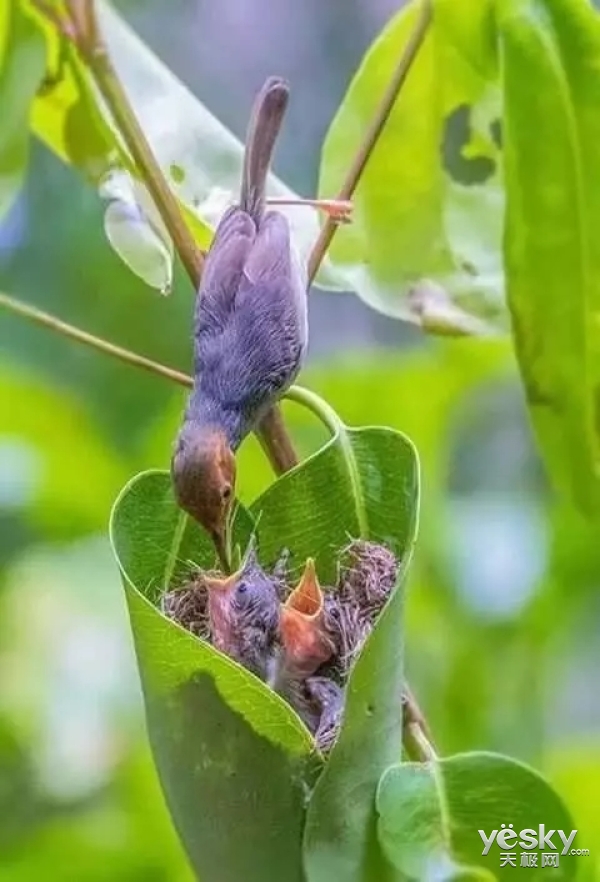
[100,170,174,293]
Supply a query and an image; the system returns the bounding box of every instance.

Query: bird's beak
[280,559,333,675]
[285,558,322,616]
[204,568,241,594]
[211,529,231,573]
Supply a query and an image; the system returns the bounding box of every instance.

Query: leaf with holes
[318,0,503,334]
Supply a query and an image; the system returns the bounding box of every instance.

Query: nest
[162,540,400,753]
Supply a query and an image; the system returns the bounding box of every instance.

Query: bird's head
[280,559,335,676]
[203,542,280,667]
[171,424,236,566]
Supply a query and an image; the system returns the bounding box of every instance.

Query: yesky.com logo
[478,825,589,856]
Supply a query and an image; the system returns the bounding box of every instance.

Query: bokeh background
[1,0,599,878]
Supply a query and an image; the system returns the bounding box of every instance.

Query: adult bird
[172,77,307,566]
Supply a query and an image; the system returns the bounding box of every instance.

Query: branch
[402,685,438,762]
[307,0,433,283]
[65,0,203,287]
[0,292,192,389]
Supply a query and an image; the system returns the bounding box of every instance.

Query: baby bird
[172,77,308,564]
[278,559,336,680]
[205,542,280,680]
[305,676,344,753]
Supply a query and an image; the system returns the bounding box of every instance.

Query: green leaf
[318,0,504,334]
[110,403,420,882]
[375,763,488,881]
[109,469,317,882]
[275,409,419,882]
[29,1,348,289]
[0,1,45,220]
[377,752,578,881]
[499,0,600,515]
[249,409,419,582]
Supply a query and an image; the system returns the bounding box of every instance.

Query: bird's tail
[240,76,290,221]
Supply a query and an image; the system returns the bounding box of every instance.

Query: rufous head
[280,558,335,676]
[171,423,236,565]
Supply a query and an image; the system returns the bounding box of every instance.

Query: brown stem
[402,685,437,762]
[255,406,299,472]
[307,0,433,283]
[67,0,204,287]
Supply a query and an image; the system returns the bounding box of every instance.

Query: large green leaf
[276,408,419,882]
[499,0,600,515]
[28,0,348,290]
[317,0,503,334]
[110,469,316,882]
[0,0,45,220]
[110,402,419,882]
[377,753,578,881]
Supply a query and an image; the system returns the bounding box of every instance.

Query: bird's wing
[240,210,292,290]
[228,212,307,400]
[195,207,256,338]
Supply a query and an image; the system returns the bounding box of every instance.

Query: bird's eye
[221,484,232,502]
[234,581,250,607]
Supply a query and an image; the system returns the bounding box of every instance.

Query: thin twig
[0,292,192,389]
[67,0,204,287]
[255,406,299,472]
[307,0,433,283]
[402,685,438,762]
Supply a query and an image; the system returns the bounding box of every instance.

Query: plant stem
[285,384,344,436]
[68,1,203,287]
[0,292,193,388]
[403,685,438,762]
[255,407,299,473]
[307,0,432,283]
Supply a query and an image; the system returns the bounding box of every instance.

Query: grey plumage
[207,545,280,680]
[182,77,307,450]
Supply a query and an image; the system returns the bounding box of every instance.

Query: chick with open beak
[172,76,307,563]
[278,559,336,680]
[204,543,280,680]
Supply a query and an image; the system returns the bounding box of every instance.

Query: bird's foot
[267,197,353,224]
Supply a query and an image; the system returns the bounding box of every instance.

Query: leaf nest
[161,539,399,753]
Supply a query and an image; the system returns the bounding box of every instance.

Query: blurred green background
[0,0,598,878]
